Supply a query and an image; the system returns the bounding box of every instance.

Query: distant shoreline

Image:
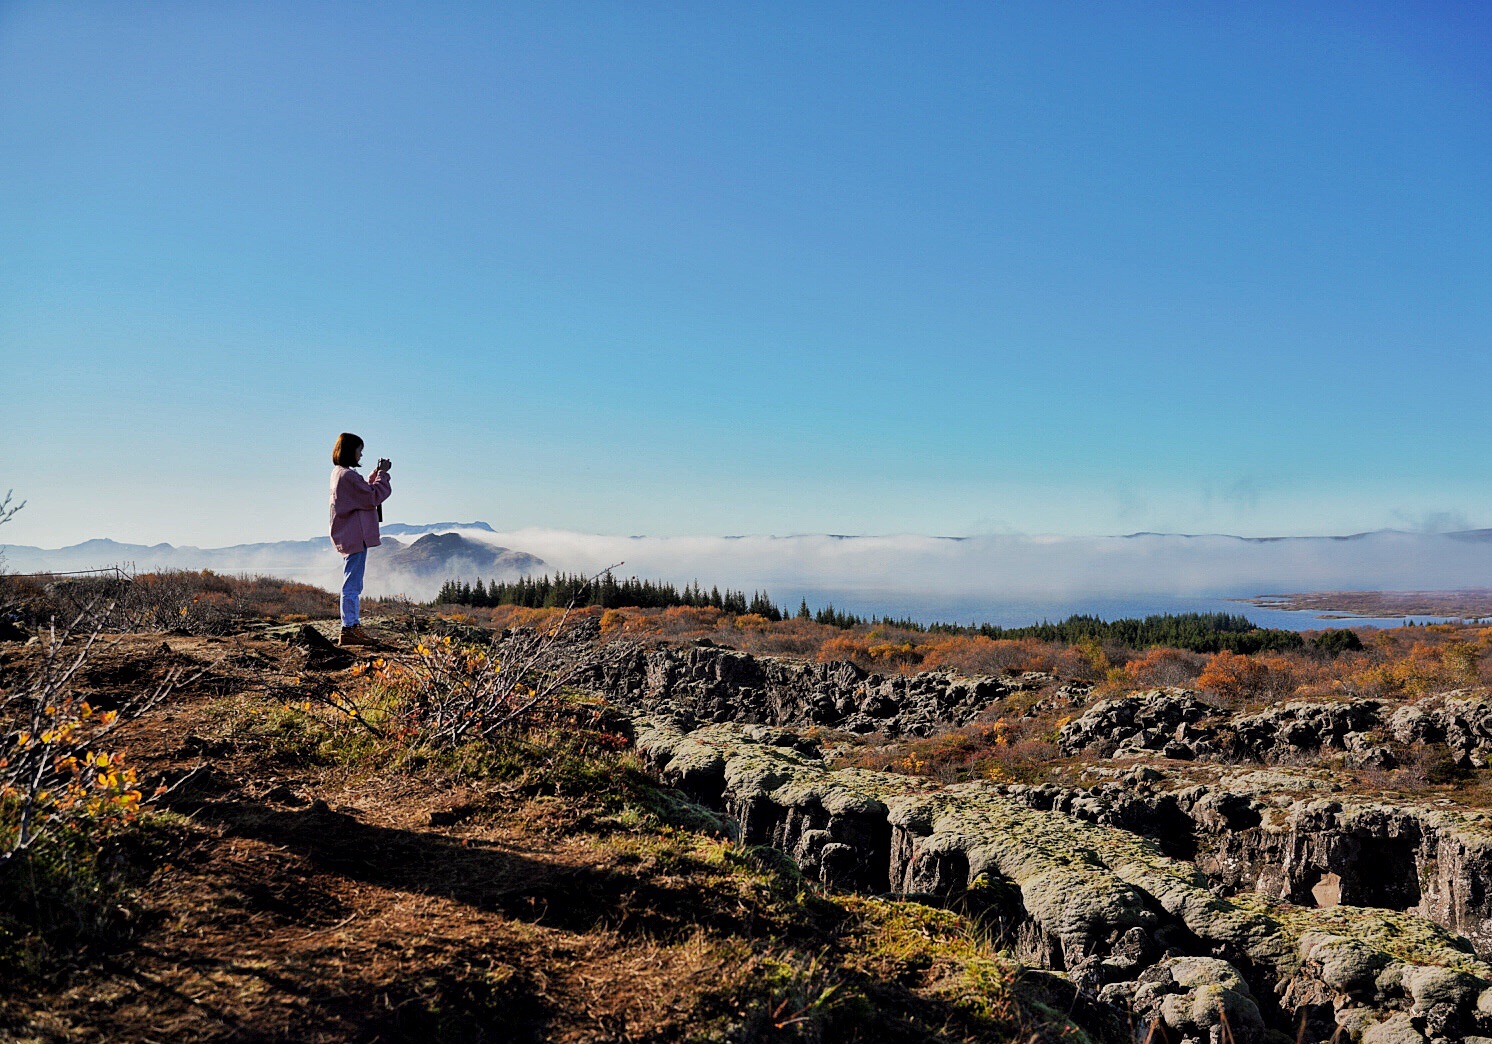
[1242,589,1492,620]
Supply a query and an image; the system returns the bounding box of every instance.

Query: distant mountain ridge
[0,522,540,598]
[381,521,496,536]
[384,533,544,579]
[1118,529,1492,543]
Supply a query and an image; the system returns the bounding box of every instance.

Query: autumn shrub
[0,572,131,633]
[1395,743,1476,788]
[731,618,825,658]
[919,636,1055,677]
[861,632,922,672]
[1052,636,1116,683]
[1195,650,1299,705]
[0,574,46,639]
[843,718,1063,785]
[1441,641,1484,687]
[1344,638,1486,699]
[808,633,911,673]
[815,634,879,672]
[482,604,571,633]
[1116,647,1205,689]
[64,570,339,635]
[0,616,190,968]
[655,605,721,638]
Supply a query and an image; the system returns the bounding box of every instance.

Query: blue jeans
[341,550,367,627]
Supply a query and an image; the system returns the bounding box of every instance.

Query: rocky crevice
[1000,773,1492,962]
[635,717,1492,1044]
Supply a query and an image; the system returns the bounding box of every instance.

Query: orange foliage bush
[1347,638,1486,698]
[730,618,825,658]
[1196,651,1275,703]
[652,605,719,634]
[1119,647,1204,689]
[483,604,570,632]
[1052,637,1118,683]
[918,636,1055,676]
[815,635,880,672]
[841,717,1061,784]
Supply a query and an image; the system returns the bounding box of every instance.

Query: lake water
[775,590,1458,632]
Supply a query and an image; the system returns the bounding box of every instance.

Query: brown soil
[5,632,554,1041]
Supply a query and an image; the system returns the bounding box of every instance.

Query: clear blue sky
[2,1,1489,547]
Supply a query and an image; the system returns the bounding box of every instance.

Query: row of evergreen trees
[806,608,1303,653]
[432,575,1303,654]
[434,572,789,620]
[954,612,1305,654]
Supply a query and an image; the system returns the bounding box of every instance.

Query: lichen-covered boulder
[1057,689,1220,756]
[1120,956,1265,1044]
[1230,700,1383,761]
[1361,1012,1428,1044]
[1390,695,1492,767]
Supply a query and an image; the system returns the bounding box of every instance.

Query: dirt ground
[1,629,710,1042]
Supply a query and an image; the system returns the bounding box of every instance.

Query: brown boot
[339,625,372,647]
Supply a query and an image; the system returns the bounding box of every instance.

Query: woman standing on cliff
[329,432,392,647]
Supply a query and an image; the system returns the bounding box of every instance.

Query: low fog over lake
[8,522,1489,630]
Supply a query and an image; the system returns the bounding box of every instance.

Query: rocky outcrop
[1390,695,1492,768]
[1059,690,1492,769]
[1231,702,1389,763]
[1055,689,1220,759]
[1115,957,1265,1044]
[577,642,1015,736]
[1001,773,1492,964]
[636,718,1492,1044]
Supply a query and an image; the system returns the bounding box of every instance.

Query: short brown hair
[332,432,364,467]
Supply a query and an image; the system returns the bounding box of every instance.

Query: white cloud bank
[7,525,1492,608]
[460,527,1492,601]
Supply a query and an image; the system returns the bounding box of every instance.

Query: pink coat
[329,466,391,555]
